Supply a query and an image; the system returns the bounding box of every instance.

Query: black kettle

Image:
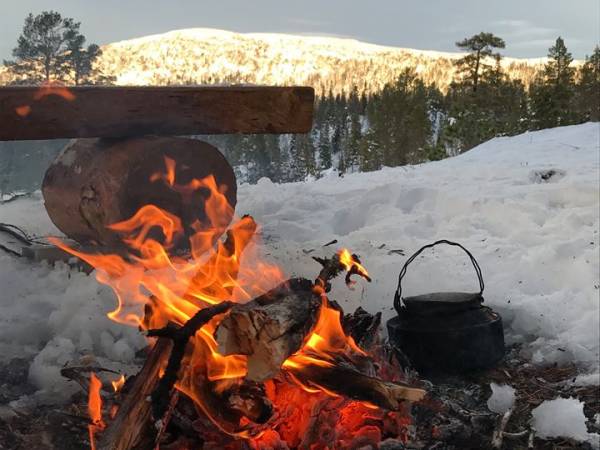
[387,240,505,374]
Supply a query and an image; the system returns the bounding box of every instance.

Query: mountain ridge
[2,27,559,94]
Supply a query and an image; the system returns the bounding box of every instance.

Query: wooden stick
[0,85,315,141]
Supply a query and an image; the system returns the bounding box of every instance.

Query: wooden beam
[0,85,314,141]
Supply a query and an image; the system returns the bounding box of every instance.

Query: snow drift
[0,122,598,403]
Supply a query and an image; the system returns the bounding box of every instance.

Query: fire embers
[55,157,424,448]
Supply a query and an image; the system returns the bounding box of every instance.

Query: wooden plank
[0,85,314,141]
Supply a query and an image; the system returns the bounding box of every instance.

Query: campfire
[49,157,425,449]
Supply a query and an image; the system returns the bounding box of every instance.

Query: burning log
[42,136,236,249]
[283,358,426,410]
[147,301,235,419]
[215,278,321,381]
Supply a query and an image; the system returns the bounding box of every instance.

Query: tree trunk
[474,49,481,92]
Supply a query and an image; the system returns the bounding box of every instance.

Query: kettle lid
[403,291,483,316]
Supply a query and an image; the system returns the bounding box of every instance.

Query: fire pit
[1,84,427,449]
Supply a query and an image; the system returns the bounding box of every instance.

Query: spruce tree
[575,46,600,121]
[318,124,332,172]
[530,37,577,129]
[346,112,362,172]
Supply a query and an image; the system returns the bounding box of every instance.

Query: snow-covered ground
[1,123,599,405]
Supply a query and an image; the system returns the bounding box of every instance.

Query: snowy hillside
[0,27,548,94]
[96,28,547,94]
[0,123,598,404]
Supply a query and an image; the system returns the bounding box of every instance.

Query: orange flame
[111,375,125,393]
[88,372,105,450]
[52,157,379,442]
[282,294,366,394]
[52,157,284,436]
[338,248,370,280]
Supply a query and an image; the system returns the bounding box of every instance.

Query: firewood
[147,301,235,419]
[0,85,315,140]
[97,337,173,450]
[283,358,427,410]
[42,136,236,248]
[342,306,382,350]
[215,278,321,382]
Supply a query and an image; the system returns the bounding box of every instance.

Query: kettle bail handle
[393,240,484,316]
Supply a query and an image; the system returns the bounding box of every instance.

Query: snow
[0,122,598,403]
[487,383,516,414]
[531,397,600,446]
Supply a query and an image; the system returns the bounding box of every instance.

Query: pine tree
[4,11,102,84]
[455,32,506,92]
[441,49,530,153]
[64,33,108,85]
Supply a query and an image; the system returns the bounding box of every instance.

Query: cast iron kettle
[387,240,505,374]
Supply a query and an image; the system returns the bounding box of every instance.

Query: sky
[0,0,598,61]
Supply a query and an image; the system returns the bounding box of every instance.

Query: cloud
[511,37,584,49]
[491,19,558,39]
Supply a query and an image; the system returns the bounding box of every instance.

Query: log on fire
[283,357,427,410]
[214,276,426,409]
[42,136,236,249]
[215,278,321,382]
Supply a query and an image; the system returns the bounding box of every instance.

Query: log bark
[215,278,321,382]
[42,136,236,248]
[0,86,315,141]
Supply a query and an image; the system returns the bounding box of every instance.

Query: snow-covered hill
[0,123,598,404]
[1,28,549,93]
